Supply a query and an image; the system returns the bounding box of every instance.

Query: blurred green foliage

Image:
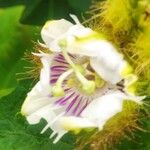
[0,0,91,25]
[0,6,40,98]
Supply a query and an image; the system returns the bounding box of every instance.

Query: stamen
[52,68,73,97]
[59,40,96,95]
[76,72,96,94]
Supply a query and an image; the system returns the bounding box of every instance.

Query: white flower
[41,14,133,84]
[21,15,145,143]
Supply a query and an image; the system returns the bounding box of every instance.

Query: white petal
[25,101,67,143]
[90,56,126,84]
[23,97,67,143]
[50,119,67,144]
[47,115,97,143]
[81,90,144,130]
[66,33,123,69]
[59,116,96,130]
[22,92,52,116]
[67,33,128,84]
[66,26,96,55]
[67,37,100,57]
[32,52,53,87]
[39,109,67,144]
[40,55,53,86]
[68,24,92,39]
[93,41,123,69]
[81,91,125,130]
[88,41,129,84]
[41,19,73,51]
[21,54,53,116]
[26,103,56,124]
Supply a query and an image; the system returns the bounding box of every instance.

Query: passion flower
[21,15,145,144]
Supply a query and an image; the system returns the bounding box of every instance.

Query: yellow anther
[58,39,67,48]
[82,80,96,95]
[95,73,105,88]
[52,85,65,97]
[52,69,73,97]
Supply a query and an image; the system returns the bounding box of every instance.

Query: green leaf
[0,80,75,150]
[0,88,15,98]
[67,0,91,14]
[0,6,40,98]
[0,0,26,7]
[0,0,92,25]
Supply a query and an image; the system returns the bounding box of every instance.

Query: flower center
[67,71,105,94]
[51,39,106,97]
[51,57,105,97]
